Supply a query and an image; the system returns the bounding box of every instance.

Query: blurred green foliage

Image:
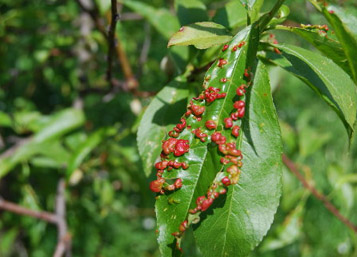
[0,0,356,256]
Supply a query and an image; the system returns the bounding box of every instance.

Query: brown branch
[76,0,138,91]
[53,179,71,257]
[282,154,357,234]
[0,179,71,257]
[0,198,58,223]
[106,0,118,88]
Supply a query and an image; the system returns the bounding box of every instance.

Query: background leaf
[274,25,351,76]
[212,0,247,30]
[310,2,357,84]
[168,22,232,49]
[262,44,357,140]
[175,0,208,26]
[0,108,84,178]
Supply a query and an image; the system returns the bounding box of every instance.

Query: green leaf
[193,62,282,257]
[267,5,290,27]
[264,44,357,140]
[212,0,247,29]
[0,111,12,127]
[33,108,85,143]
[175,0,208,26]
[168,22,232,49]
[122,0,180,39]
[155,26,279,256]
[66,129,107,178]
[274,25,351,76]
[0,108,85,178]
[310,2,357,83]
[240,0,264,22]
[121,0,189,74]
[137,77,189,177]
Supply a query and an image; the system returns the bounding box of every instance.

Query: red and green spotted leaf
[151,24,282,256]
[193,61,282,257]
[137,77,190,177]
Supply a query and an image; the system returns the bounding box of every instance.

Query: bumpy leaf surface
[137,77,189,177]
[154,25,282,257]
[193,61,282,257]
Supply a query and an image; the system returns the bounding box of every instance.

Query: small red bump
[232,45,238,52]
[218,59,228,68]
[236,84,246,96]
[222,44,229,52]
[181,162,189,170]
[232,125,240,137]
[196,196,206,206]
[211,132,222,143]
[238,41,246,48]
[237,107,245,118]
[150,179,164,193]
[179,27,184,32]
[244,69,249,78]
[174,178,183,189]
[220,78,227,83]
[205,120,217,130]
[231,112,239,121]
[233,100,245,109]
[173,162,181,169]
[221,177,231,186]
[201,198,214,211]
[174,139,190,156]
[224,117,233,128]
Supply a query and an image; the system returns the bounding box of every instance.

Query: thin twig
[76,0,139,90]
[106,0,118,88]
[0,179,71,257]
[0,198,57,223]
[282,154,357,234]
[53,179,71,257]
[137,22,151,78]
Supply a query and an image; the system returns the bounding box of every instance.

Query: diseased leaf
[212,0,247,29]
[274,25,351,75]
[175,0,208,26]
[193,62,282,257]
[137,77,190,177]
[168,22,232,49]
[155,26,281,257]
[264,44,357,139]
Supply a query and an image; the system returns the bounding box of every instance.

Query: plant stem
[259,0,286,31]
[282,154,357,234]
[106,0,119,88]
